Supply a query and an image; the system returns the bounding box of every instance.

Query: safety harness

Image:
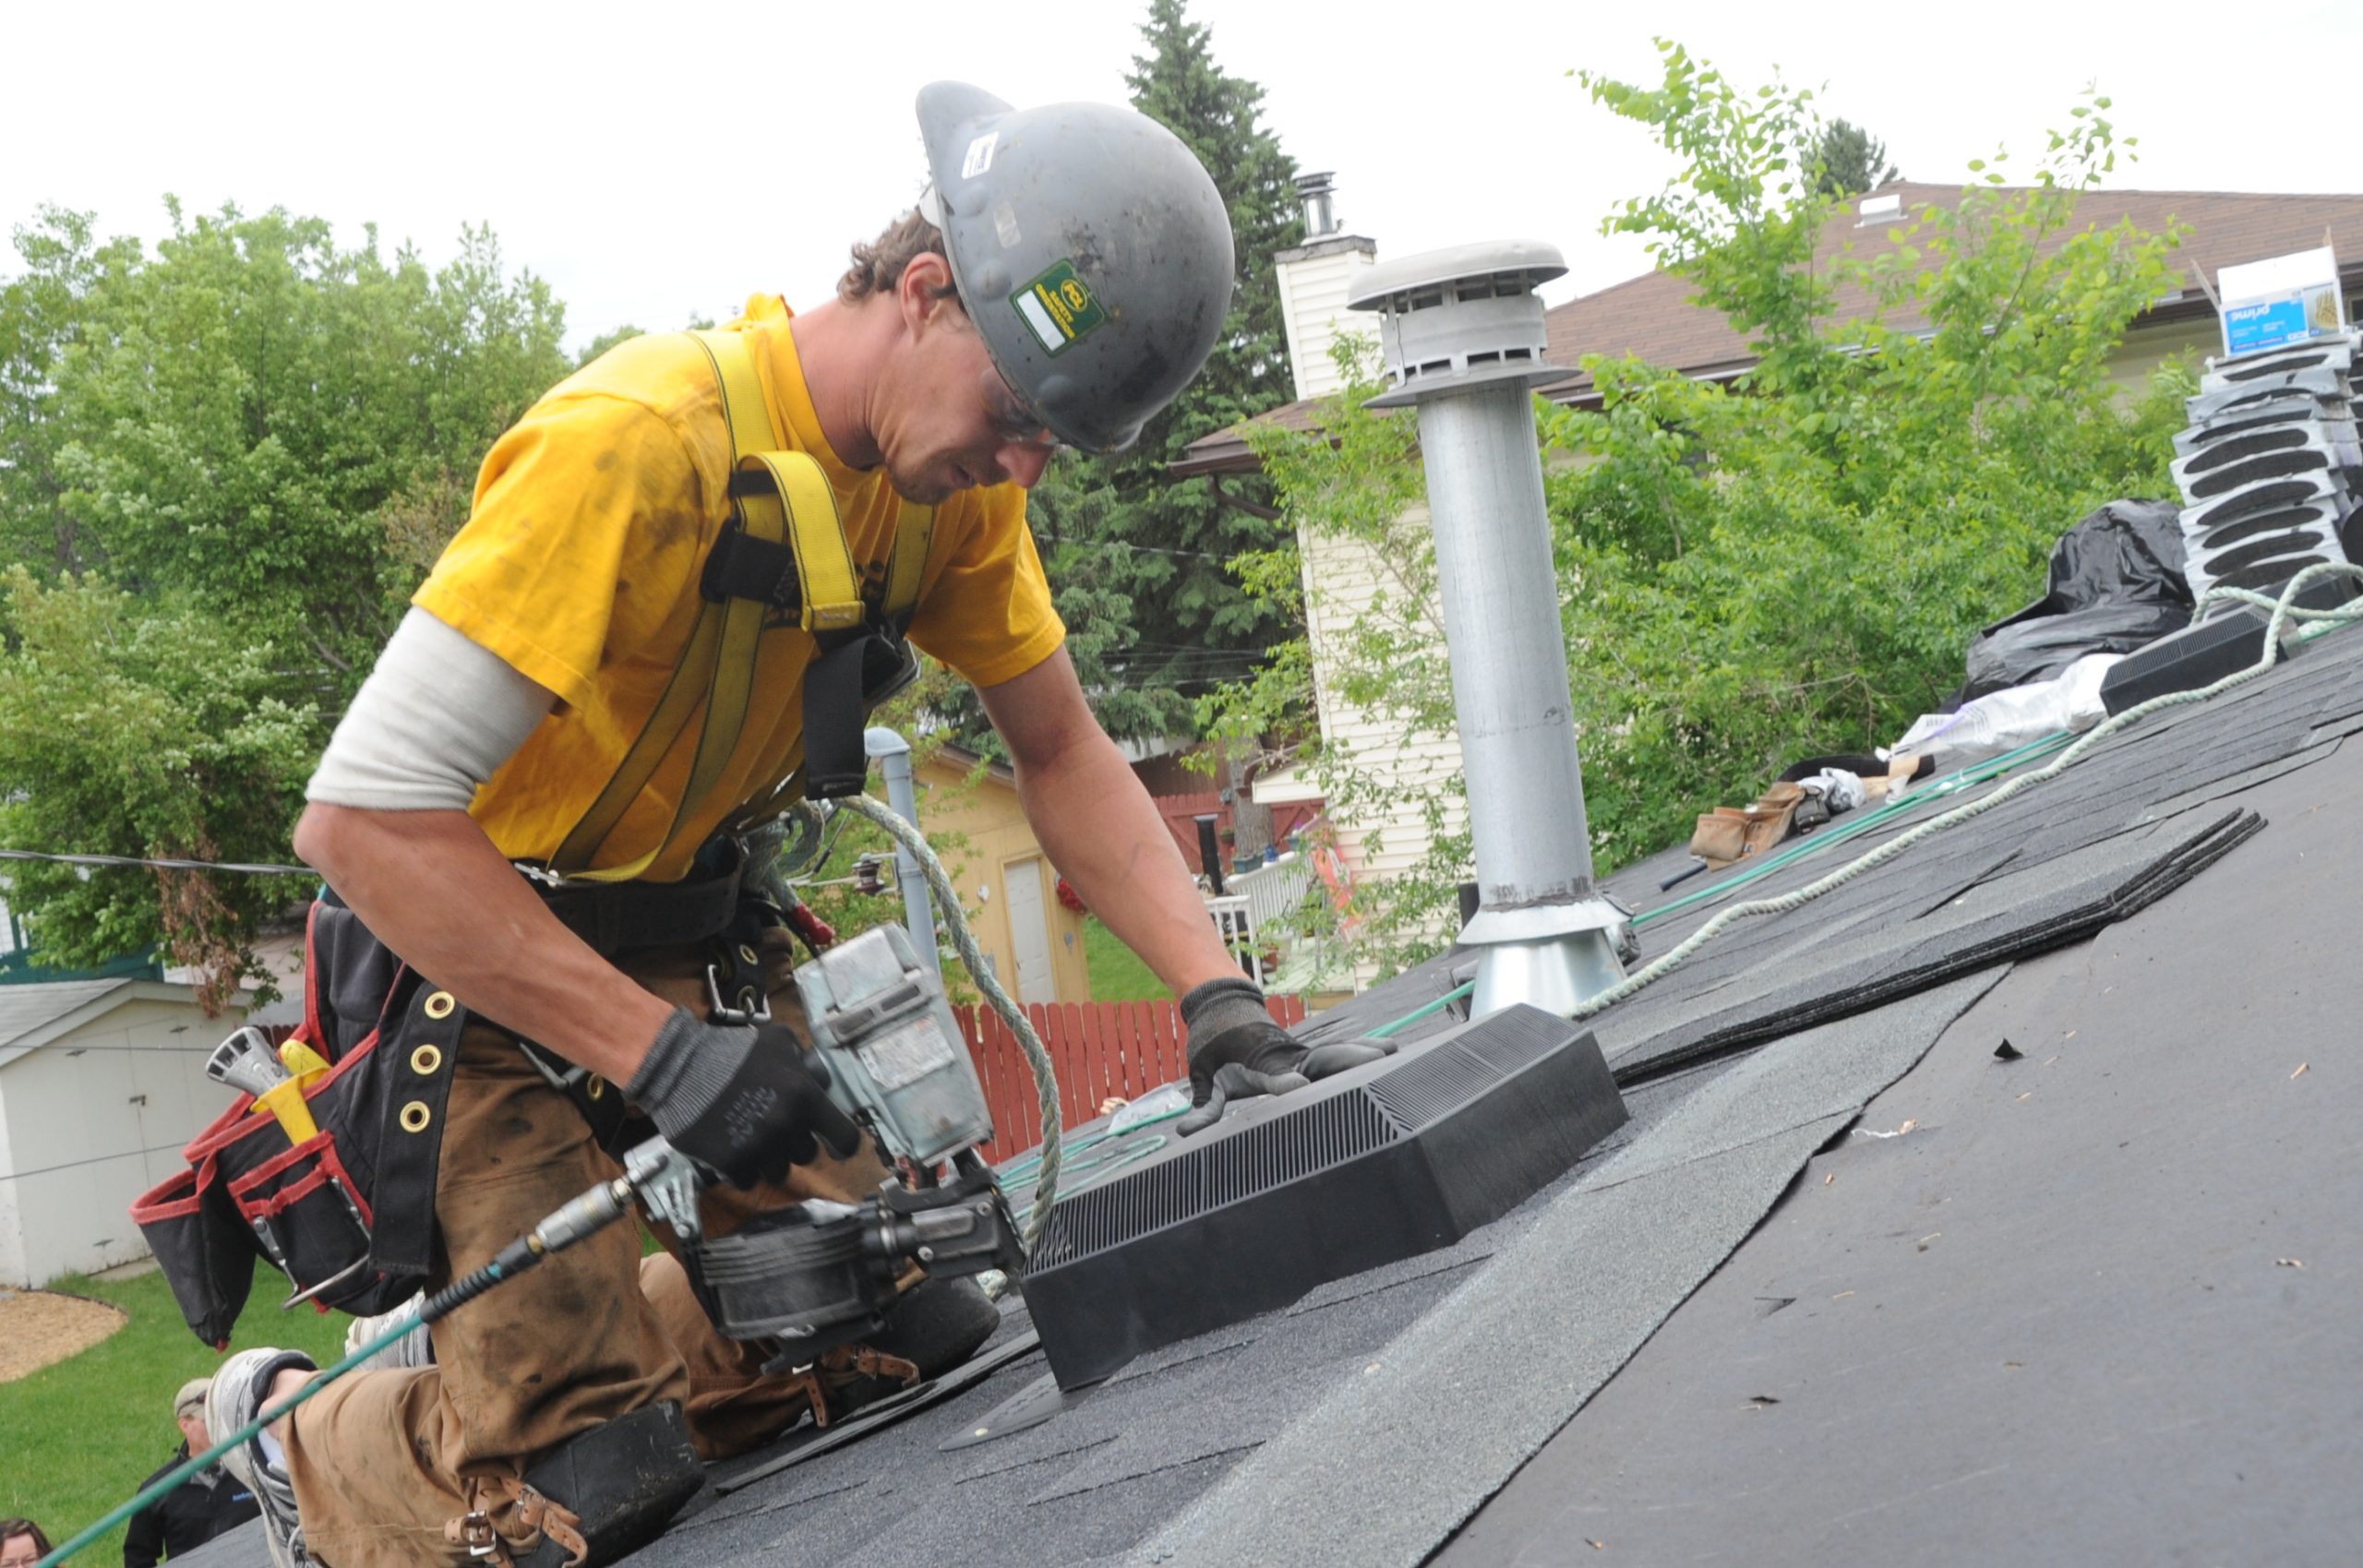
[549,328,939,883]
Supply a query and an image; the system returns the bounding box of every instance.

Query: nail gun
[640,924,1026,1368]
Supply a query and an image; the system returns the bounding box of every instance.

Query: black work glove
[1178,976,1387,1135]
[628,1008,862,1188]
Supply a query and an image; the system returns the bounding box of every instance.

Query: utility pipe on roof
[863,726,942,983]
[1349,241,1627,1018]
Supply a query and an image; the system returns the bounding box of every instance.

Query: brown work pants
[283,927,890,1568]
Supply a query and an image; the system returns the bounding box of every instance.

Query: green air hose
[48,574,2363,1568]
[838,794,1065,1254]
[32,1248,538,1568]
[1355,566,2363,1039]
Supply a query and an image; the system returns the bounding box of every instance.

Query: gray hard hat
[917,81,1235,454]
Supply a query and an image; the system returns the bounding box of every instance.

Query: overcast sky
[7,0,2359,355]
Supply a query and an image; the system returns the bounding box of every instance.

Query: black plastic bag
[1960,499,2189,702]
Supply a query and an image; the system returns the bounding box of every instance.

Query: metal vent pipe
[1348,241,1625,1018]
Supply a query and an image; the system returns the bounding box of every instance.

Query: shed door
[1003,857,1057,1005]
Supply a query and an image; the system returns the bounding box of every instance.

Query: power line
[0,1038,256,1057]
[0,1139,194,1185]
[0,847,311,876]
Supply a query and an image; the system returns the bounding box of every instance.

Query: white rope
[1570,562,2363,1022]
[839,794,1065,1258]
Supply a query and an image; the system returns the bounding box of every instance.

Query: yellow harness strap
[548,329,938,881]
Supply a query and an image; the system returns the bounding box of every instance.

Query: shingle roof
[176,577,2363,1568]
[0,978,133,1054]
[1174,184,2363,477]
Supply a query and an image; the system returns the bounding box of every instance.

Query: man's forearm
[1008,736,1241,997]
[292,805,671,1082]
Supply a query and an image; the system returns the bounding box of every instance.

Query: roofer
[191,81,1374,1568]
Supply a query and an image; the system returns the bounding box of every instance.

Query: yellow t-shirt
[415,294,1065,881]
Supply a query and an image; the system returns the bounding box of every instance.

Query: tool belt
[514,844,786,1154]
[132,896,472,1347]
[131,849,794,1349]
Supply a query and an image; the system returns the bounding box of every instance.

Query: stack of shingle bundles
[2172,333,2363,612]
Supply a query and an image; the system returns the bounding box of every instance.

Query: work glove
[1177,976,1387,1135]
[628,1008,862,1188]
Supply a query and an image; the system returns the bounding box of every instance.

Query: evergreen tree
[1811,118,1900,197]
[1032,0,1304,742]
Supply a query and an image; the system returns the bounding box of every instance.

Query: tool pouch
[133,897,470,1347]
[1687,782,1810,871]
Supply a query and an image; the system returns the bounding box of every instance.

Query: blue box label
[2225,297,2311,355]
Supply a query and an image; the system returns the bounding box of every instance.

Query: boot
[510,1400,705,1568]
[869,1275,1002,1378]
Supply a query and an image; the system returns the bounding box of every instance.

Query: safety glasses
[978,363,1059,455]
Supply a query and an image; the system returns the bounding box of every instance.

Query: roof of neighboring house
[1175,183,2363,476]
[175,592,2363,1568]
[0,978,136,1055]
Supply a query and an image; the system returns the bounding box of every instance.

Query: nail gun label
[858,1015,959,1092]
[1012,259,1106,356]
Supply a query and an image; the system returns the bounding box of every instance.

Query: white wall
[1268,228,1470,986]
[1256,502,1467,987]
[0,995,244,1287]
[2109,317,2213,400]
[1276,237,1379,401]
[0,1083,18,1287]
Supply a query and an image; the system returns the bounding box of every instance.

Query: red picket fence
[953,995,1309,1163]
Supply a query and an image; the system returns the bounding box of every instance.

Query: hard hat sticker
[961,132,999,180]
[1011,260,1107,357]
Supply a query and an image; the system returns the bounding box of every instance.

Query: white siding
[2109,318,2213,400]
[0,1082,18,1287]
[1277,245,1380,401]
[0,996,243,1286]
[1294,510,1469,986]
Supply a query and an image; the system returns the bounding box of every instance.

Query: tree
[1202,42,2190,974]
[1812,118,1899,197]
[0,570,318,1010]
[1014,0,1304,742]
[0,201,569,999]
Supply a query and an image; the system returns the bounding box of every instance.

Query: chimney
[1349,241,1627,1020]
[1273,173,1377,401]
[1296,171,1339,238]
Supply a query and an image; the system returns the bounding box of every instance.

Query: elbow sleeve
[306,608,554,811]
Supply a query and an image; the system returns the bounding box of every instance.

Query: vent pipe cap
[1349,239,1576,407]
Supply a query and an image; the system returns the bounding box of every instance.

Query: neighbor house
[1177,179,2363,985]
[909,746,1090,1006]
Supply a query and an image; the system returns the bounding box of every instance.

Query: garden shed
[0,979,247,1287]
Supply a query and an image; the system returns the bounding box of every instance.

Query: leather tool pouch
[133,898,469,1347]
[1687,782,1811,872]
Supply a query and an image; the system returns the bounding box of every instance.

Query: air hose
[837,794,1065,1255]
[39,796,1062,1568]
[30,1150,646,1568]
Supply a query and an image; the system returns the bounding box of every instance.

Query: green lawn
[3,1261,351,1565]
[1083,916,1168,1002]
